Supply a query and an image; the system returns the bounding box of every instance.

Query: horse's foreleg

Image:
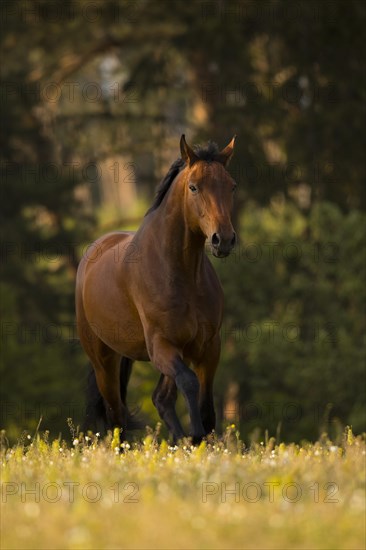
[150,337,205,443]
[194,337,220,435]
[152,374,185,442]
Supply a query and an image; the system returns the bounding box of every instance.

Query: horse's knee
[176,368,200,398]
[152,388,163,413]
[152,387,173,416]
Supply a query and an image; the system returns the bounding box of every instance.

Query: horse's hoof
[191,434,205,446]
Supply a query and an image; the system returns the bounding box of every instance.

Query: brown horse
[76,135,237,442]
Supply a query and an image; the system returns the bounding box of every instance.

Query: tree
[1,0,365,440]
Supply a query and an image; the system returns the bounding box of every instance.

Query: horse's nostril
[231,233,237,247]
[212,233,220,247]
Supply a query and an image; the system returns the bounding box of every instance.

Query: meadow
[1,425,365,550]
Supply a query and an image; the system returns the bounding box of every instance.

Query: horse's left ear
[180,134,198,166]
[218,135,237,167]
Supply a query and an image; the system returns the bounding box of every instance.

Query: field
[1,426,365,550]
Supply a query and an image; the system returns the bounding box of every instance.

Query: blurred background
[1,0,365,442]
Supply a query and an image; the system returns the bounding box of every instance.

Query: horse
[76,134,237,442]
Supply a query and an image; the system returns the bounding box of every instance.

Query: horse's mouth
[211,248,231,259]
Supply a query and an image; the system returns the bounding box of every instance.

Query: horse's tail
[83,357,142,434]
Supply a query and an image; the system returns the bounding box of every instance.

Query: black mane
[145,141,220,215]
[145,158,185,216]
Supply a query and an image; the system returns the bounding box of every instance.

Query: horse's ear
[180,135,198,166]
[218,135,237,166]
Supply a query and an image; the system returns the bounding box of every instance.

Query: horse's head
[180,135,237,258]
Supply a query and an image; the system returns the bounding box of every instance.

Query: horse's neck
[145,181,206,282]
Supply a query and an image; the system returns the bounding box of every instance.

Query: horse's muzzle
[211,231,236,258]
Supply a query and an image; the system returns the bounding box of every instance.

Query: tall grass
[1,426,365,549]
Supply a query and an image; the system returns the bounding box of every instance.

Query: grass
[1,425,365,550]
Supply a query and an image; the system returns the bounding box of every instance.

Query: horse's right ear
[180,135,198,166]
[218,135,237,167]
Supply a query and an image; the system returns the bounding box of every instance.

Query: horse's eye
[232,183,237,193]
[189,184,198,194]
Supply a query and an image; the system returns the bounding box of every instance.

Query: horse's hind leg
[93,348,128,430]
[83,337,128,431]
[152,374,185,442]
[77,294,127,431]
[83,368,107,432]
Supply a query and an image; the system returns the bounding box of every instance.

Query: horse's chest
[141,269,222,356]
[161,296,220,353]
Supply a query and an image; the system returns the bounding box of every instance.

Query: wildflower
[111,427,120,451]
[347,428,354,446]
